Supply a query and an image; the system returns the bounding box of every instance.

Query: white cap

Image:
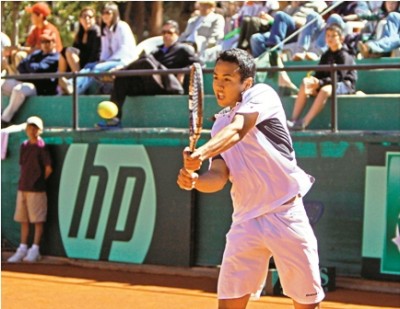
[26,116,44,131]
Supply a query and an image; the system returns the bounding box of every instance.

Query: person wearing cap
[7,116,53,263]
[1,30,59,128]
[179,1,225,62]
[6,2,63,75]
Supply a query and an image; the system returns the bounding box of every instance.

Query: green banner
[381,152,400,274]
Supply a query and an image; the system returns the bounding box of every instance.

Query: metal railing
[2,62,400,132]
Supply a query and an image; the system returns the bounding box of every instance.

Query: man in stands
[1,30,59,128]
[5,2,63,74]
[97,20,201,129]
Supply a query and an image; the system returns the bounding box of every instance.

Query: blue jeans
[368,12,400,53]
[75,60,125,94]
[296,13,345,55]
[250,11,296,57]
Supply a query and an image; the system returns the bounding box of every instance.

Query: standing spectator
[1,30,59,128]
[7,2,63,75]
[287,24,357,131]
[179,1,225,62]
[7,116,52,263]
[177,48,325,308]
[58,7,101,94]
[97,20,201,128]
[65,2,136,94]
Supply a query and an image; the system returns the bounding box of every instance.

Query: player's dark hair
[216,48,256,82]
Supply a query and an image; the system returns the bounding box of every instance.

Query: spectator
[250,1,328,58]
[291,12,347,61]
[1,32,11,77]
[357,2,400,58]
[236,1,280,51]
[58,7,101,95]
[97,20,201,129]
[179,1,225,62]
[7,116,53,263]
[287,24,357,131]
[1,30,59,128]
[7,2,63,75]
[64,2,136,94]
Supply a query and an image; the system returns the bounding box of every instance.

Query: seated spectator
[250,1,327,58]
[236,1,279,51]
[1,30,59,128]
[291,12,347,61]
[179,1,225,62]
[97,20,202,129]
[58,7,101,94]
[64,2,136,94]
[6,2,63,75]
[357,2,400,58]
[287,24,357,131]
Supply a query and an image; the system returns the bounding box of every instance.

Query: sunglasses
[102,10,113,15]
[40,40,52,44]
[162,30,175,35]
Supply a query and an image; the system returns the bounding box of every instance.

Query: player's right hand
[177,168,199,191]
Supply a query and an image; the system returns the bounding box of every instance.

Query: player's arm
[177,157,229,192]
[44,165,53,179]
[185,111,258,172]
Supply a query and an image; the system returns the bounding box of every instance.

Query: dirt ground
[2,262,400,309]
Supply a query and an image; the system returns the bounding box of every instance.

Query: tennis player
[177,48,325,309]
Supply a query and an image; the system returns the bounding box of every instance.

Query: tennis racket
[188,63,204,152]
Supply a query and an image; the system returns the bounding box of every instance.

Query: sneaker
[7,247,28,263]
[96,117,121,129]
[287,119,306,131]
[23,247,41,262]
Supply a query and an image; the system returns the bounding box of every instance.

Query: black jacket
[314,46,357,93]
[17,50,59,95]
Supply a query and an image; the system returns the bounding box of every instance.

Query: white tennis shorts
[218,198,325,305]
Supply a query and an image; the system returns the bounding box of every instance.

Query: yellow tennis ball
[97,101,118,119]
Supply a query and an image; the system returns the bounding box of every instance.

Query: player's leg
[33,222,44,246]
[218,294,251,309]
[218,219,271,309]
[267,198,325,306]
[293,300,321,309]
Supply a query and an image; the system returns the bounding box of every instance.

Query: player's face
[213,60,249,108]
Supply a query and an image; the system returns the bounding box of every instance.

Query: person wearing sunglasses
[58,7,101,95]
[1,30,59,128]
[62,2,137,95]
[97,20,202,129]
[5,2,63,75]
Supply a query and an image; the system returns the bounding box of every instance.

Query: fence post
[72,75,78,130]
[331,64,338,132]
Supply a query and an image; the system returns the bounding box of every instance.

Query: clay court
[2,256,400,309]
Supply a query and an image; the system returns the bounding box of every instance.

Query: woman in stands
[58,7,101,94]
[64,2,137,95]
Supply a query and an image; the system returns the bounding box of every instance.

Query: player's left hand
[183,147,203,172]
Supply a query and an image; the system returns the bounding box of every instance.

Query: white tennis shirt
[211,83,314,225]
